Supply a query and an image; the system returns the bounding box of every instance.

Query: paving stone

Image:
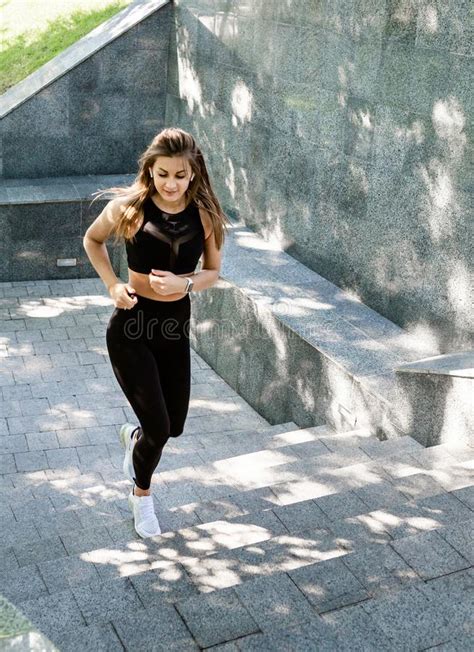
[0,546,19,573]
[175,587,259,648]
[25,431,59,451]
[437,519,474,564]
[234,573,316,632]
[233,486,283,513]
[37,555,101,593]
[193,496,247,522]
[321,602,395,651]
[432,461,474,492]
[421,566,474,603]
[72,576,142,625]
[327,514,392,548]
[18,588,86,637]
[236,616,338,651]
[361,584,470,649]
[272,499,332,533]
[0,451,18,473]
[368,502,441,539]
[314,490,370,520]
[417,491,474,526]
[0,565,48,602]
[451,484,474,512]
[343,542,421,595]
[60,525,114,555]
[112,603,199,651]
[0,519,40,549]
[75,502,124,529]
[353,479,408,510]
[391,529,471,580]
[11,496,56,522]
[394,473,447,500]
[50,622,124,652]
[289,556,369,613]
[14,535,68,567]
[130,563,200,605]
[13,450,49,472]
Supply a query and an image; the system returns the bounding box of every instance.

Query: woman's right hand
[108,283,138,310]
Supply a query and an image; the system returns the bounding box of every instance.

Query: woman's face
[150,156,193,203]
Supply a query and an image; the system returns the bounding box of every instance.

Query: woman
[83,127,230,538]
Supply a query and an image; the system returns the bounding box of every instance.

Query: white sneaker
[128,489,161,538]
[119,422,140,482]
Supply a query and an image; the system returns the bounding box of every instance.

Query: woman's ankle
[133,484,151,497]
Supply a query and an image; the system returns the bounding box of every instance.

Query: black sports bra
[126,197,205,275]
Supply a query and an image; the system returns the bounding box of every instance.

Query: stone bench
[189,223,471,447]
[0,174,133,282]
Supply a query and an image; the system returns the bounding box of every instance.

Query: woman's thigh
[106,308,171,435]
[146,301,191,437]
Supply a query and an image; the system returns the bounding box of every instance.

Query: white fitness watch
[184,277,194,293]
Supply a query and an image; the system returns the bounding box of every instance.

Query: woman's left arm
[182,210,221,292]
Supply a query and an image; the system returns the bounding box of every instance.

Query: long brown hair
[90,127,231,248]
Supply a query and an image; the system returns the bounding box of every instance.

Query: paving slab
[390,529,471,580]
[48,622,124,652]
[175,587,259,648]
[341,542,421,595]
[234,573,316,632]
[289,556,369,613]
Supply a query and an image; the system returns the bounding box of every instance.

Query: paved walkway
[0,279,473,650]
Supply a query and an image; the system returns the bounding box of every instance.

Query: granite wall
[0,2,172,179]
[165,0,472,353]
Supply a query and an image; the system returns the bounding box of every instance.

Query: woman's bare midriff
[128,268,194,302]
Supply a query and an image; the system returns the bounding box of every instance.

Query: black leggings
[106,293,191,490]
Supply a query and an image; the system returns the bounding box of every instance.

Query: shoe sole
[119,423,136,482]
[127,493,161,538]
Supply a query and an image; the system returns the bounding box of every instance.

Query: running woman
[83,127,230,537]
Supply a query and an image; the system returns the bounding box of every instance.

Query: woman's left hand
[149,270,187,295]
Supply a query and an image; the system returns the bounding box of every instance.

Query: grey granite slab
[71,576,142,625]
[343,542,421,595]
[314,490,371,521]
[321,602,395,651]
[439,517,474,565]
[49,622,123,652]
[175,587,259,648]
[0,566,48,603]
[289,556,369,613]
[234,573,316,632]
[390,529,470,580]
[18,588,86,638]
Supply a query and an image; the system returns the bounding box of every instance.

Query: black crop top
[126,197,205,275]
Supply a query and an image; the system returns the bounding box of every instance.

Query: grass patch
[0,0,132,94]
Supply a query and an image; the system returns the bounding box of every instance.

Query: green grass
[0,0,132,94]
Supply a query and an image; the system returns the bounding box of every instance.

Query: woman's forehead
[153,156,190,172]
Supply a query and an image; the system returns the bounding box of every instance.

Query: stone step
[1,426,390,539]
[2,434,469,557]
[9,485,473,651]
[2,447,471,591]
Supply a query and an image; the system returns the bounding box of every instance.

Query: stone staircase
[0,279,473,650]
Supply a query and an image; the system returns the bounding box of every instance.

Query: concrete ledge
[395,351,474,446]
[0,0,169,118]
[189,224,461,445]
[0,174,135,204]
[0,174,133,281]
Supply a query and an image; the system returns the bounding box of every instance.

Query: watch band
[184,277,194,293]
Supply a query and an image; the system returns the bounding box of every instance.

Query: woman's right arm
[83,199,137,309]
